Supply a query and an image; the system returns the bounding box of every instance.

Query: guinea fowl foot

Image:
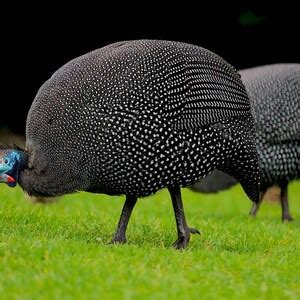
[172,227,200,250]
[110,234,127,244]
[282,215,293,222]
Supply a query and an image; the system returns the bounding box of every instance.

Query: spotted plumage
[192,64,300,221]
[0,40,259,248]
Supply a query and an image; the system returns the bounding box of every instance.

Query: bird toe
[172,236,190,250]
[282,216,293,222]
[189,227,201,235]
[110,236,127,244]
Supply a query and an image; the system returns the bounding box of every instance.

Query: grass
[0,182,299,299]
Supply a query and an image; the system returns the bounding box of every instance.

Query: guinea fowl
[0,40,259,248]
[192,64,300,221]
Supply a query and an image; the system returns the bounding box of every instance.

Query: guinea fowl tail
[219,155,260,203]
[213,115,260,203]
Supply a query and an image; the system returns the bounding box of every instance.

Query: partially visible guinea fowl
[191,64,300,221]
[0,40,259,248]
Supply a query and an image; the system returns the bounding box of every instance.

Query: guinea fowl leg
[168,186,200,249]
[280,182,293,222]
[249,190,266,217]
[111,195,138,244]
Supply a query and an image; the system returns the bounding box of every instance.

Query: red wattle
[7,175,16,183]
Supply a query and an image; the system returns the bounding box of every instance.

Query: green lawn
[0,182,299,299]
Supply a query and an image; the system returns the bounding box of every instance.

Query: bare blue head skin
[0,149,27,187]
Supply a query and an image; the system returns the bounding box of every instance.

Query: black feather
[192,64,300,200]
[17,40,259,202]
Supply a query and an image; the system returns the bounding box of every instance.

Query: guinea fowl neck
[13,150,29,182]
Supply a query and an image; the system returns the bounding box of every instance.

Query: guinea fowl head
[0,144,92,197]
[0,149,28,187]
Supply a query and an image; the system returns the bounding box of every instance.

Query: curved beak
[0,157,17,187]
[0,173,17,187]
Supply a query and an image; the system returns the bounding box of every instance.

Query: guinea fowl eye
[4,159,8,164]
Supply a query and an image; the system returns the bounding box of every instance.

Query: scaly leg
[111,195,137,244]
[168,185,200,249]
[249,190,266,217]
[280,182,293,222]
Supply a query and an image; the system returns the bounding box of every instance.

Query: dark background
[1,2,299,135]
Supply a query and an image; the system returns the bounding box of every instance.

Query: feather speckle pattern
[241,64,300,190]
[20,40,259,201]
[192,64,299,203]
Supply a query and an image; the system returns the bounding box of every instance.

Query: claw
[282,216,293,222]
[172,226,200,249]
[189,227,201,235]
[172,236,190,249]
[110,237,127,244]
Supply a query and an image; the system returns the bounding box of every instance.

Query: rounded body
[19,40,259,200]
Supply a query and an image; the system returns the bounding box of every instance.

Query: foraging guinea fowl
[192,64,300,221]
[0,40,260,248]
